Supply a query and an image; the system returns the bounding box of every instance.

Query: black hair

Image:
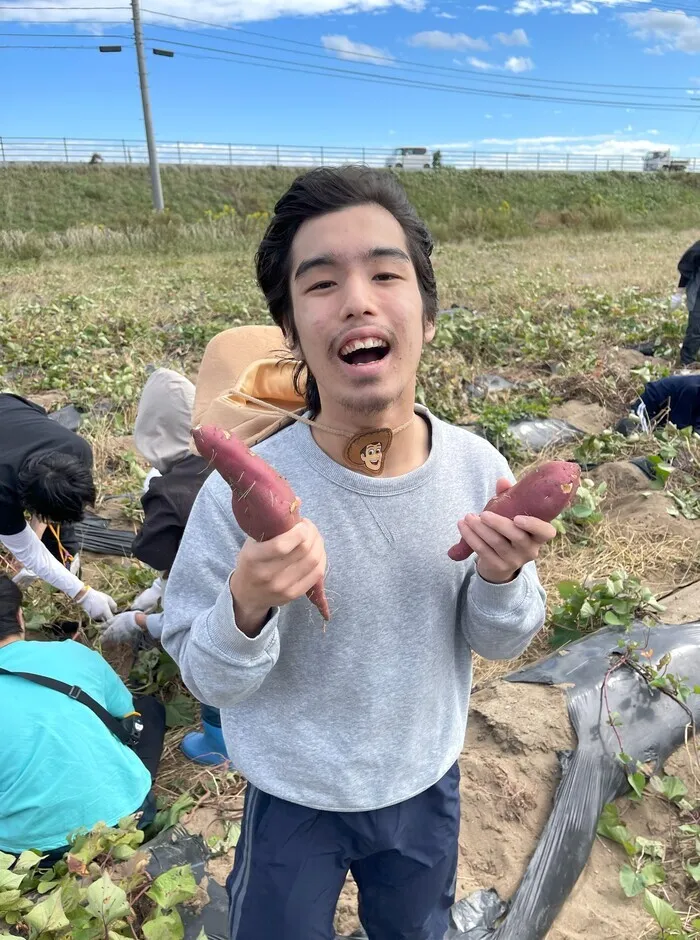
[0,575,23,642]
[17,453,96,524]
[255,165,439,417]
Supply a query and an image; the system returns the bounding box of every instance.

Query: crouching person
[0,575,166,864]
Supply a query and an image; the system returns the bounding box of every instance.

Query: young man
[161,166,554,940]
[0,574,165,862]
[0,393,116,622]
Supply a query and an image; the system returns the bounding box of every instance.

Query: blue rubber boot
[180,720,230,766]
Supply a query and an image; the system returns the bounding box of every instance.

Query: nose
[338,271,378,320]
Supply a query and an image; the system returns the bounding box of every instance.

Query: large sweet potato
[192,424,330,622]
[448,460,580,561]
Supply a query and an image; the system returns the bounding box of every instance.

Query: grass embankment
[3,163,700,255]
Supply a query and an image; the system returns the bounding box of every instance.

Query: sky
[2,0,700,157]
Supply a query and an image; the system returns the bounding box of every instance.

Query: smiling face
[288,203,436,423]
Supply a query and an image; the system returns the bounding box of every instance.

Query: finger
[513,515,558,544]
[480,511,532,548]
[273,548,327,599]
[495,477,513,497]
[459,514,513,557]
[251,520,314,559]
[457,522,505,568]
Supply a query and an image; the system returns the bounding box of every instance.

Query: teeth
[339,337,389,357]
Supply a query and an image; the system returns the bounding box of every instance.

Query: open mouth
[338,337,390,367]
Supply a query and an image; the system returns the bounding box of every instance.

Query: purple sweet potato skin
[448,460,581,562]
[193,425,330,621]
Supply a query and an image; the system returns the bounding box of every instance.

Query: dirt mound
[549,400,611,436]
[659,579,700,624]
[588,461,700,544]
[334,679,694,939]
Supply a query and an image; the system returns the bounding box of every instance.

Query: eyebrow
[293,246,411,281]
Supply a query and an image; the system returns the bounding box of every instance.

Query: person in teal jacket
[0,574,166,862]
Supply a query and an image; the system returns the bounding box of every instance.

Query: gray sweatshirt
[160,406,546,812]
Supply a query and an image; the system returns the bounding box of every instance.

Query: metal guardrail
[1,137,698,173]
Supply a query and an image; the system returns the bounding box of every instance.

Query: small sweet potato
[192,424,330,622]
[448,460,580,561]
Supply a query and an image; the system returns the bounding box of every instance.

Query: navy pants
[226,762,460,940]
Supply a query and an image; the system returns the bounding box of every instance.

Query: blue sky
[2,0,700,156]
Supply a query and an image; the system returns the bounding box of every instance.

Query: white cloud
[408,29,489,49]
[477,133,674,155]
[321,34,394,64]
[436,10,458,16]
[463,52,535,70]
[623,9,700,54]
[476,3,498,8]
[495,27,529,44]
[647,128,659,134]
[512,0,643,15]
[504,54,534,70]
[0,0,426,24]
[484,113,493,118]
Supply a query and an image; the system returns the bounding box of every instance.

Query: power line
[0,5,127,8]
[0,42,106,46]
[153,45,700,111]
[132,31,700,98]
[4,27,694,95]
[3,27,696,109]
[140,4,700,91]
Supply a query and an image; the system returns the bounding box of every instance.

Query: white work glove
[77,587,118,622]
[671,291,685,311]
[100,611,144,645]
[131,576,164,613]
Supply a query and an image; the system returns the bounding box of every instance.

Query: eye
[374,272,400,282]
[308,280,335,292]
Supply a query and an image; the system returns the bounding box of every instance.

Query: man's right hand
[229,520,326,638]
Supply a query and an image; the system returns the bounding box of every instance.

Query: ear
[17,609,25,633]
[423,319,437,345]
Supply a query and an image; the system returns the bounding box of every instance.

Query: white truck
[384,147,435,170]
[642,149,690,172]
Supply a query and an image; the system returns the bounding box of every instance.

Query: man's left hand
[457,478,558,584]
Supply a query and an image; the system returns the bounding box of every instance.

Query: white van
[384,147,434,170]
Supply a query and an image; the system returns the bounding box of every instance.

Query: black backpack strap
[0,666,135,745]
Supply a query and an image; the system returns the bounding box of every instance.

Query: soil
[588,461,700,544]
[658,579,700,624]
[549,399,611,436]
[333,681,696,939]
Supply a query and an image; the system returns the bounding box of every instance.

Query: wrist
[134,612,148,631]
[229,572,270,638]
[476,563,519,584]
[74,585,88,602]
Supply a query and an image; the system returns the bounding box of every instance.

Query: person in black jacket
[98,368,227,766]
[0,393,117,622]
[674,240,700,365]
[617,374,700,436]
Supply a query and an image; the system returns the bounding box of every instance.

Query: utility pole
[131,0,164,211]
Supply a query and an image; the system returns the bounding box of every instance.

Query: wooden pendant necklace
[230,391,414,475]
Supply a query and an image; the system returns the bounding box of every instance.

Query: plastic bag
[507,418,584,452]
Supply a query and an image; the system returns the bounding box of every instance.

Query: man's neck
[0,635,23,650]
[310,403,431,477]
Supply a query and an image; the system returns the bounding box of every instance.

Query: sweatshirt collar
[289,405,441,495]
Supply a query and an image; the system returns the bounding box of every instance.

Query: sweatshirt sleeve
[160,475,281,710]
[0,524,84,598]
[456,448,547,661]
[458,559,547,661]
